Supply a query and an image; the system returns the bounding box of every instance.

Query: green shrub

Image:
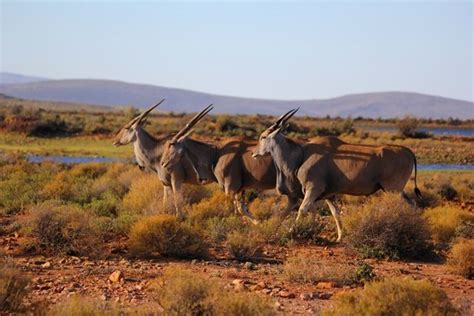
[448,238,473,279]
[204,216,246,242]
[323,278,458,316]
[344,193,432,259]
[128,214,208,259]
[0,260,30,313]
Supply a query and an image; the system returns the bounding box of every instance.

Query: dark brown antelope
[112,100,212,216]
[160,107,300,224]
[253,108,422,241]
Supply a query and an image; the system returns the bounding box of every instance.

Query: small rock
[191,259,198,265]
[279,291,295,299]
[262,288,272,295]
[234,283,246,292]
[109,270,124,283]
[244,262,256,270]
[232,279,244,286]
[42,262,51,269]
[319,292,332,300]
[316,281,335,289]
[300,293,313,301]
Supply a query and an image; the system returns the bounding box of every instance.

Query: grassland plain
[0,97,473,314]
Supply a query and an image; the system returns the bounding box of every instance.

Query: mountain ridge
[0,74,472,119]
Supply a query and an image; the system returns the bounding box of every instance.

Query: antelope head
[252,107,299,158]
[112,99,165,146]
[160,104,214,169]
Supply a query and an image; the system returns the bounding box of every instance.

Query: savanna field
[1,96,473,315]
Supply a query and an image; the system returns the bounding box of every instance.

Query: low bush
[150,267,275,316]
[186,191,233,226]
[128,214,208,259]
[204,216,246,242]
[249,197,278,221]
[213,291,275,316]
[46,295,123,316]
[25,202,100,256]
[397,116,430,138]
[323,278,458,316]
[151,267,214,315]
[120,174,164,215]
[424,206,474,244]
[227,230,262,261]
[344,193,432,259]
[0,260,30,313]
[448,238,473,279]
[283,253,365,285]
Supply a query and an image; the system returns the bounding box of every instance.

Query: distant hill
[0,74,472,119]
[0,72,48,85]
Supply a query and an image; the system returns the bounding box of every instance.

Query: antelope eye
[261,136,266,139]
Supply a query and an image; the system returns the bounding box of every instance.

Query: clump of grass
[150,267,214,315]
[120,174,164,215]
[249,197,277,221]
[46,295,123,316]
[344,193,432,259]
[204,216,246,242]
[186,191,233,226]
[128,214,208,259]
[323,278,458,316]
[227,230,262,261]
[284,213,325,243]
[24,202,100,256]
[150,267,275,316]
[0,259,30,313]
[424,205,474,244]
[213,291,275,316]
[283,253,366,285]
[448,238,473,279]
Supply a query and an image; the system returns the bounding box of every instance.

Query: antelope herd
[113,100,421,241]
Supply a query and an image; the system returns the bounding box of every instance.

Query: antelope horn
[172,104,214,142]
[279,107,299,126]
[124,98,165,128]
[270,107,299,129]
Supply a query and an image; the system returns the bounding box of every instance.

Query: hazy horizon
[1,1,472,102]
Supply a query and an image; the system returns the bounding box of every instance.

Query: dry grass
[424,205,474,244]
[448,238,474,279]
[120,174,165,215]
[0,259,30,313]
[150,266,275,316]
[283,253,359,285]
[24,202,100,256]
[344,193,432,259]
[227,230,263,261]
[128,214,208,259]
[186,191,234,226]
[323,278,459,316]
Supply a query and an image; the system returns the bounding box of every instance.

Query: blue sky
[1,1,472,101]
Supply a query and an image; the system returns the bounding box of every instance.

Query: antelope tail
[412,153,422,199]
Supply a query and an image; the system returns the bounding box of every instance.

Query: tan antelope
[252,108,422,241]
[112,100,214,216]
[160,107,300,224]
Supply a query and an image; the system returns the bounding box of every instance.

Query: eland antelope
[112,100,213,216]
[253,108,422,241]
[160,106,300,224]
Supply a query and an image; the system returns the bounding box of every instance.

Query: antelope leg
[233,193,258,225]
[325,199,343,242]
